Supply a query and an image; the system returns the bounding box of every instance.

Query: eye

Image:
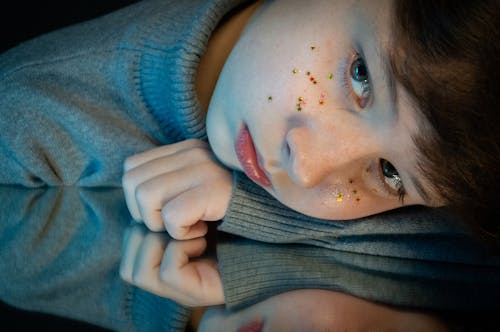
[380,159,406,201]
[349,57,372,108]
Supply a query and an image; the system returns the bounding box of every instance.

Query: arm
[221,172,500,264]
[122,140,500,264]
[0,185,190,331]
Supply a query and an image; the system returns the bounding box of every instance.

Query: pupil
[352,59,367,81]
[381,159,397,178]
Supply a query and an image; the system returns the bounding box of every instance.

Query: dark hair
[390,0,500,248]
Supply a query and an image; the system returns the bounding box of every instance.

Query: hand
[119,224,224,307]
[122,139,233,239]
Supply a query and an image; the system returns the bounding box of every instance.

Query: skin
[199,289,451,332]
[122,0,444,236]
[207,0,442,221]
[119,225,451,332]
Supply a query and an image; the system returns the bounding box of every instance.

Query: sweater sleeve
[219,171,500,264]
[0,0,180,187]
[216,234,500,312]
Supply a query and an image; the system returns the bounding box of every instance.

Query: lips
[235,125,272,187]
[237,319,264,332]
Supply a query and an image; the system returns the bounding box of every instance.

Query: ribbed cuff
[129,287,191,332]
[219,172,500,264]
[217,234,500,312]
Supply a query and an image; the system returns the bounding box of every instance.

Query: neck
[195,0,263,114]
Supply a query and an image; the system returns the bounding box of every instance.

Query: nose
[284,125,373,188]
[284,126,332,188]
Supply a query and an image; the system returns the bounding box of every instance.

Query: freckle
[268,96,273,102]
[366,167,372,173]
[336,193,343,202]
[349,179,354,184]
[352,189,358,194]
[319,99,324,105]
[356,197,361,202]
[306,71,311,76]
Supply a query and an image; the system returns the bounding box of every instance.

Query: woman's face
[198,289,450,332]
[207,0,441,221]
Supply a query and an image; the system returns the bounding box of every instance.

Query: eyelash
[378,159,407,204]
[338,51,406,203]
[340,52,372,109]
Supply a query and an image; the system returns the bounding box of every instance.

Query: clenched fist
[122,139,233,240]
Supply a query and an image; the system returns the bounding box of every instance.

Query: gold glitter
[336,193,343,202]
[268,96,273,102]
[371,188,378,193]
[328,73,334,79]
[313,80,318,85]
[298,97,304,102]
[292,68,298,74]
[311,45,316,51]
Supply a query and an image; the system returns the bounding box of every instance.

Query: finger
[119,225,147,283]
[162,187,210,240]
[122,144,212,222]
[128,233,195,303]
[134,163,210,232]
[161,239,224,306]
[123,139,208,171]
[130,232,168,291]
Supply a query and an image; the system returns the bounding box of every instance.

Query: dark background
[0,1,137,330]
[1,1,138,53]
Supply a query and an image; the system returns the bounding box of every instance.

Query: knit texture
[217,234,500,312]
[220,172,500,265]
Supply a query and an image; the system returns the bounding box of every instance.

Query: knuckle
[119,266,131,282]
[123,155,137,172]
[134,183,149,206]
[190,146,211,160]
[121,171,135,188]
[131,270,145,286]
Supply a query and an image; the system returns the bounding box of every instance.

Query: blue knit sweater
[1,0,499,330]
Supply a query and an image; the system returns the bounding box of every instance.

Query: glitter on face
[319,99,324,105]
[268,96,273,102]
[328,73,334,79]
[371,188,378,193]
[311,45,316,50]
[336,193,343,202]
[292,68,298,74]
